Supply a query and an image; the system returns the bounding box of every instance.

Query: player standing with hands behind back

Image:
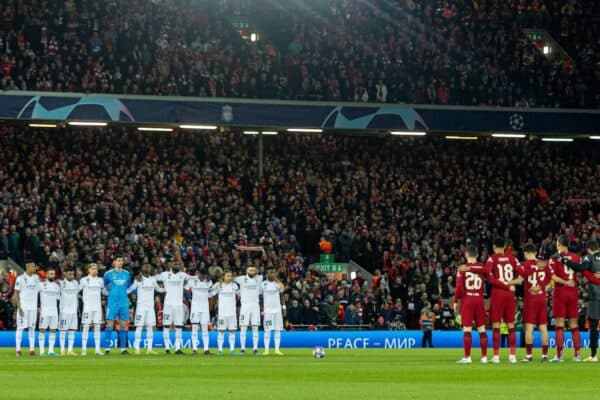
[103,255,131,355]
[235,266,262,355]
[212,270,239,356]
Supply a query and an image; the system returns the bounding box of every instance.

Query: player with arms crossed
[155,260,191,354]
[103,255,132,355]
[185,269,213,355]
[59,267,81,356]
[548,235,583,362]
[13,260,40,356]
[555,239,600,362]
[235,266,262,355]
[261,268,285,356]
[485,238,523,363]
[128,263,164,355]
[212,270,239,355]
[80,263,105,356]
[516,245,551,362]
[38,269,60,356]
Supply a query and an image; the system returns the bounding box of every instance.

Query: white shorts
[263,313,283,331]
[39,315,59,330]
[239,304,261,327]
[190,310,210,325]
[134,309,156,327]
[218,315,237,331]
[163,305,184,327]
[59,313,78,331]
[17,309,37,329]
[81,310,103,325]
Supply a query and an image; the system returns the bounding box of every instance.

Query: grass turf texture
[0,348,598,400]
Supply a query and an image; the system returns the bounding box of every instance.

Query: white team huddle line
[13,268,286,356]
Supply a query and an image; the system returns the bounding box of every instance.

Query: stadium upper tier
[0,0,598,108]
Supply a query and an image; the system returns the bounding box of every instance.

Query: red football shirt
[548,252,581,295]
[485,253,520,294]
[517,260,551,300]
[454,262,486,302]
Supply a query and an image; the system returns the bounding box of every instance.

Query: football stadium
[0,0,600,399]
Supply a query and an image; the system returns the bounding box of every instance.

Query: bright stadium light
[286,128,323,133]
[590,136,600,140]
[491,133,526,138]
[29,123,57,128]
[250,33,257,42]
[261,131,279,135]
[541,138,573,142]
[390,131,426,136]
[543,46,550,55]
[445,135,477,140]
[179,124,217,130]
[68,121,108,127]
[243,130,259,135]
[137,127,173,132]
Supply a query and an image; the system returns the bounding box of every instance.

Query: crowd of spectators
[0,0,598,107]
[0,126,599,331]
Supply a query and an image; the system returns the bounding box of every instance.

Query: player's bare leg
[552,318,565,362]
[457,326,473,364]
[539,324,549,362]
[569,318,581,361]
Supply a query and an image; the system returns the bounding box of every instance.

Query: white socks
[274,331,281,351]
[240,326,247,350]
[192,324,199,350]
[28,329,35,351]
[201,324,209,351]
[163,328,171,350]
[48,331,56,353]
[68,331,75,352]
[82,325,89,352]
[252,326,259,350]
[146,327,153,351]
[229,332,235,351]
[39,331,46,354]
[93,324,101,353]
[16,329,23,351]
[134,327,143,350]
[175,328,182,350]
[60,331,66,352]
[217,331,224,351]
[264,331,271,352]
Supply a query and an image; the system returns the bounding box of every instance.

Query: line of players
[13,259,286,357]
[453,236,600,364]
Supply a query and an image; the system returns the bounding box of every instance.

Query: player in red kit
[453,246,489,364]
[516,244,551,362]
[549,235,582,362]
[485,238,523,363]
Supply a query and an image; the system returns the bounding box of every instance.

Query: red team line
[454,237,600,364]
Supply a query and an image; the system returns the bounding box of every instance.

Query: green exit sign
[315,263,344,273]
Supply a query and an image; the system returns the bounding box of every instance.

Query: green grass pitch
[0,348,597,399]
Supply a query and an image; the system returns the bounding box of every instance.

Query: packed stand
[0,0,598,108]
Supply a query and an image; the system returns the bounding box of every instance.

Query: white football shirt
[59,279,81,314]
[39,280,60,316]
[80,276,104,312]
[14,273,40,311]
[155,271,190,306]
[234,275,262,306]
[261,280,283,314]
[186,277,213,314]
[213,282,239,317]
[129,276,161,311]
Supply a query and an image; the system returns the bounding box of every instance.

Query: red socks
[572,328,580,357]
[463,332,472,358]
[492,328,500,356]
[556,327,564,358]
[542,345,548,356]
[526,344,533,356]
[479,332,488,358]
[508,328,516,356]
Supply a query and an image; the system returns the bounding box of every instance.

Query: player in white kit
[261,268,285,355]
[14,261,40,356]
[128,263,164,355]
[154,260,191,354]
[79,264,105,355]
[38,269,60,356]
[212,270,239,355]
[235,266,262,355]
[185,269,213,355]
[59,268,81,355]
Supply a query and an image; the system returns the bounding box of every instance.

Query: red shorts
[461,297,486,328]
[489,290,516,323]
[552,289,578,319]
[523,295,548,325]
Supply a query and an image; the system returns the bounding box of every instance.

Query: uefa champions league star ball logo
[509,113,524,131]
[221,105,233,122]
